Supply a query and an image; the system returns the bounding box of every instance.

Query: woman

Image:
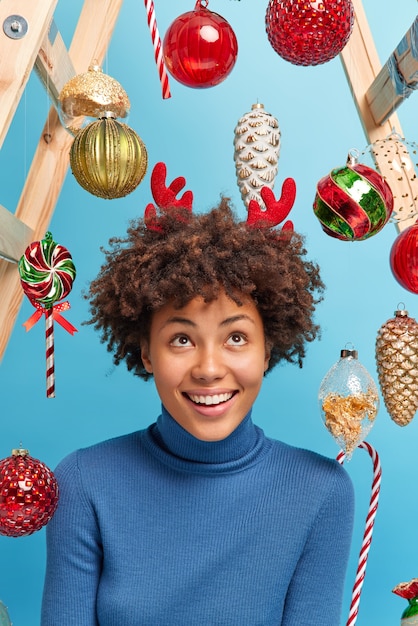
[41,189,354,625]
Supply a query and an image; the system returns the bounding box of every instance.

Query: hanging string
[103,0,109,75]
[337,441,382,626]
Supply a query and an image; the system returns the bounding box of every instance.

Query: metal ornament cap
[340,348,358,359]
[11,448,29,457]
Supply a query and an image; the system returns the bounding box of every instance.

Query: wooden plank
[0,0,124,362]
[0,204,33,263]
[366,17,418,125]
[339,0,418,232]
[0,0,58,149]
[34,19,76,110]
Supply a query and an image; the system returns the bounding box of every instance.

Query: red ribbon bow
[23,301,78,335]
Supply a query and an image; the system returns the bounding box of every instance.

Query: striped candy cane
[144,0,171,99]
[23,300,78,398]
[45,307,55,398]
[337,441,381,626]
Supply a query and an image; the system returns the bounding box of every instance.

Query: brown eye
[227,333,247,346]
[171,335,191,347]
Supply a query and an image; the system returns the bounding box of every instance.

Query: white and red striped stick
[45,308,55,399]
[337,441,381,626]
[144,0,171,99]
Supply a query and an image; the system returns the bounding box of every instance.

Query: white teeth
[188,393,233,406]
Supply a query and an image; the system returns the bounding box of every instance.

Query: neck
[146,405,269,472]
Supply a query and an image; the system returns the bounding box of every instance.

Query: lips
[186,392,235,406]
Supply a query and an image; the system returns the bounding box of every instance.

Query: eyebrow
[162,314,256,329]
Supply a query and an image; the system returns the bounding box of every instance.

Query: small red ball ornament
[265,0,354,66]
[390,221,418,294]
[0,448,59,537]
[163,0,238,88]
[313,151,394,241]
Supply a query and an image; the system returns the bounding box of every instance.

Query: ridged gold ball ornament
[233,103,281,210]
[375,307,418,426]
[69,116,148,199]
[59,64,130,134]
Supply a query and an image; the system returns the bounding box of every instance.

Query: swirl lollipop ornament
[18,232,77,398]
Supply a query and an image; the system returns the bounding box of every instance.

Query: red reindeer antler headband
[144,161,296,231]
[144,162,193,232]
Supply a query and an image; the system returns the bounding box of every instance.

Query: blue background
[0,0,417,623]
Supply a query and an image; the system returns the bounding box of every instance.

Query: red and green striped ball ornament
[313,151,394,241]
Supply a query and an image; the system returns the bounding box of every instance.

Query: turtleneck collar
[145,405,271,474]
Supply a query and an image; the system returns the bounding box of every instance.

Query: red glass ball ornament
[390,221,418,294]
[163,0,238,88]
[0,448,59,537]
[313,152,394,241]
[265,0,354,66]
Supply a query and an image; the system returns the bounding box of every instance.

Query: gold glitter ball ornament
[375,307,418,426]
[70,117,148,199]
[59,64,130,133]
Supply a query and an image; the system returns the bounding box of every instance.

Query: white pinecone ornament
[233,103,281,210]
[375,308,418,426]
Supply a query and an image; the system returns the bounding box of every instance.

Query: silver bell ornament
[318,347,379,459]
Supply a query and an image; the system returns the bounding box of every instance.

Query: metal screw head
[3,15,28,39]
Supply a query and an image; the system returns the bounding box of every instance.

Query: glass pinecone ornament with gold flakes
[375,307,418,426]
[233,103,281,211]
[318,347,379,459]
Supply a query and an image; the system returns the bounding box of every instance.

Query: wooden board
[0,0,58,150]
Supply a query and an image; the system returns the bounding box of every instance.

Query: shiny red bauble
[390,221,418,294]
[0,449,59,537]
[163,0,238,88]
[265,0,354,66]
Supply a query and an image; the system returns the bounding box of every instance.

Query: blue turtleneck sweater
[41,408,354,625]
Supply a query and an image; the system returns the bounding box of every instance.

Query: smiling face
[140,292,270,441]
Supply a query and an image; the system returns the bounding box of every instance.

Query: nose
[191,345,227,382]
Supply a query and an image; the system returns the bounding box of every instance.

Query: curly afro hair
[85,197,325,379]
